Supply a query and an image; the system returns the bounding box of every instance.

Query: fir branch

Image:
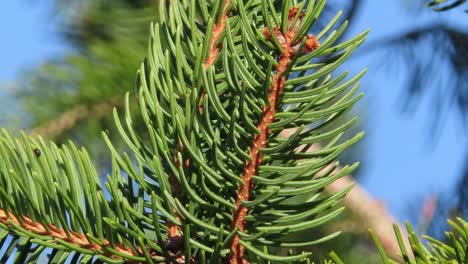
[0,1,412,263]
[81,0,369,261]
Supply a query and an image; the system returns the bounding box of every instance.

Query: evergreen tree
[0,0,466,263]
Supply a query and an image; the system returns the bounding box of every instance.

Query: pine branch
[161,0,237,245]
[164,0,235,250]
[22,17,401,260]
[9,0,459,263]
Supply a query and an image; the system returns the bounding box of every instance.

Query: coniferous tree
[0,0,466,263]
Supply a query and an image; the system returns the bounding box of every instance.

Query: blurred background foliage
[378,0,468,234]
[6,0,468,262]
[18,0,155,166]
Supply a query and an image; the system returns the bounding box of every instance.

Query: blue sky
[0,1,66,80]
[344,1,467,220]
[0,0,466,224]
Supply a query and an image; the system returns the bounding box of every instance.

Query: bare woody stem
[228,7,319,264]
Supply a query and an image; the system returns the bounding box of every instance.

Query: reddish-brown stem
[0,209,140,259]
[204,0,232,68]
[228,7,319,263]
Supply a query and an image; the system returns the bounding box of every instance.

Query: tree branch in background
[280,128,413,260]
[366,24,468,121]
[327,172,413,260]
[30,96,123,138]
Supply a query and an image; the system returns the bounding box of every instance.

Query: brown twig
[228,7,320,264]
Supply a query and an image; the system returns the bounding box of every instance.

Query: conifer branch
[7,1,463,263]
[371,218,468,263]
